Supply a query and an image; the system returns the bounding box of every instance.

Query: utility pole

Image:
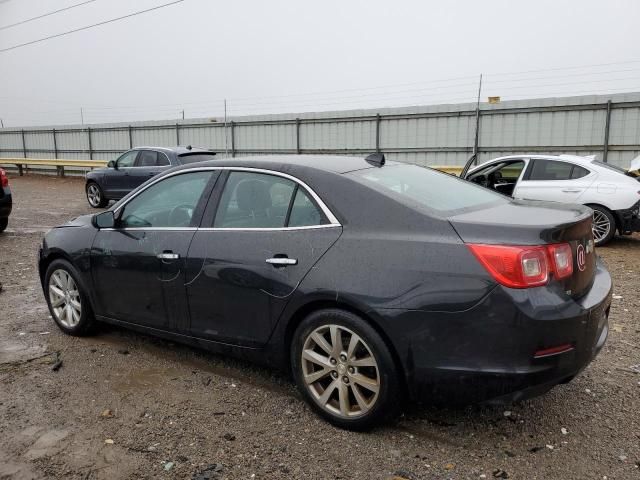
[472,74,483,165]
[80,107,84,125]
[181,109,185,120]
[224,99,228,157]
[0,118,4,128]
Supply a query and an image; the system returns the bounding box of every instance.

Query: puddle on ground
[111,367,182,393]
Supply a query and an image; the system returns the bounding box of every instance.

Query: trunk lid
[448,199,596,298]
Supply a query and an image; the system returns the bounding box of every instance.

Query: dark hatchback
[85,146,216,208]
[0,168,12,232]
[39,154,612,429]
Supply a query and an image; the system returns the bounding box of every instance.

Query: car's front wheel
[291,309,401,430]
[44,259,95,336]
[590,205,616,246]
[86,182,108,208]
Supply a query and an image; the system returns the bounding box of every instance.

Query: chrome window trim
[112,166,341,228]
[99,224,341,233]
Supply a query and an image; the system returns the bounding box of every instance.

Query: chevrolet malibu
[39,154,612,429]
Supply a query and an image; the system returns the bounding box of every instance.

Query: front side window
[120,171,213,228]
[351,164,507,215]
[117,151,138,168]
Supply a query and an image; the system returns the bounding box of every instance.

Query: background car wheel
[590,205,616,246]
[0,218,7,232]
[291,308,401,430]
[44,259,95,336]
[86,182,108,208]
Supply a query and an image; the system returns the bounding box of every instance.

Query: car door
[514,159,594,203]
[129,150,172,187]
[185,169,342,346]
[91,169,220,331]
[104,150,139,199]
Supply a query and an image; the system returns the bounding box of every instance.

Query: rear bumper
[377,259,612,405]
[615,201,640,233]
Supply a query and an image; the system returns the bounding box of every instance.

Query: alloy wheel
[48,269,82,328]
[87,184,101,207]
[592,210,611,244]
[301,324,380,418]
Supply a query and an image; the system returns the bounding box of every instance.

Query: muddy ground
[0,174,638,480]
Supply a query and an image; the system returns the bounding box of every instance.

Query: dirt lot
[0,174,638,480]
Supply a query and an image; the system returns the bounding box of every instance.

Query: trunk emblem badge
[577,244,587,272]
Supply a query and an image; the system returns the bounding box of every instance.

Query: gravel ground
[0,174,638,480]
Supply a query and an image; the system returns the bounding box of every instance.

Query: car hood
[55,214,94,229]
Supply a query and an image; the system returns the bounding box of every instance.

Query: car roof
[485,154,595,165]
[132,146,214,155]
[170,154,400,174]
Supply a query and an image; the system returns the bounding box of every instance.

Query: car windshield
[350,164,508,215]
[178,153,217,164]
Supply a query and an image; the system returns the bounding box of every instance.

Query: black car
[85,146,216,208]
[0,168,12,232]
[39,154,612,429]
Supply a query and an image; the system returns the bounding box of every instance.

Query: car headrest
[236,179,271,212]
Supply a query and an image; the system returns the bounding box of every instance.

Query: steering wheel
[168,204,194,227]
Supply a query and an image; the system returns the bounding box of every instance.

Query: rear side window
[288,188,325,227]
[527,160,590,180]
[136,150,158,167]
[178,153,217,165]
[351,164,507,215]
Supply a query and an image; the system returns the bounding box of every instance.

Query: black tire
[44,259,95,336]
[589,205,616,247]
[291,308,401,430]
[86,181,108,208]
[0,217,7,233]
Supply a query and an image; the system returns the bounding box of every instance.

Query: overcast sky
[0,0,639,127]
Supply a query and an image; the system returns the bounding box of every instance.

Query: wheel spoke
[302,349,332,369]
[52,274,64,289]
[311,332,332,355]
[350,356,376,368]
[329,325,342,357]
[338,382,350,415]
[51,296,65,308]
[318,379,338,404]
[303,367,331,385]
[352,373,379,393]
[351,383,369,411]
[346,334,359,359]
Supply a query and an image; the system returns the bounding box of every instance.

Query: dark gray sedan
[85,146,215,208]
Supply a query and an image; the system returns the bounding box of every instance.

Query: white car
[464,154,640,246]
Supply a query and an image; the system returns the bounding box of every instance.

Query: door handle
[266,257,297,266]
[562,188,581,193]
[157,252,180,260]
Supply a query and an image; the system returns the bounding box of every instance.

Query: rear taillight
[0,169,7,188]
[468,242,573,289]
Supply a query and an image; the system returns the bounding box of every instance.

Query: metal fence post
[87,127,93,160]
[603,100,612,163]
[19,129,26,175]
[296,118,301,154]
[52,128,58,159]
[230,121,235,157]
[128,125,133,148]
[375,114,381,153]
[176,123,180,145]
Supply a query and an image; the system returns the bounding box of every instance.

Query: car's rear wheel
[590,205,616,246]
[291,309,400,430]
[86,182,108,208]
[0,217,7,233]
[44,259,95,336]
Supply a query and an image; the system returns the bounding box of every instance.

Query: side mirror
[93,211,115,229]
[107,160,117,169]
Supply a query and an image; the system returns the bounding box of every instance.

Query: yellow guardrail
[0,157,108,176]
[0,157,464,177]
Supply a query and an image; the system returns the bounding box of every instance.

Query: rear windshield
[178,153,217,164]
[350,164,508,215]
